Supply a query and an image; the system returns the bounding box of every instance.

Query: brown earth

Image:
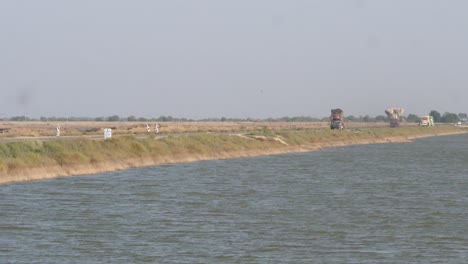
[0,121,403,138]
[1,124,464,185]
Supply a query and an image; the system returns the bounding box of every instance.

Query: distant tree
[127,115,137,122]
[375,115,387,122]
[458,113,467,121]
[107,115,120,122]
[346,115,356,122]
[9,116,29,121]
[406,114,420,123]
[158,116,174,122]
[429,110,441,122]
[362,115,370,122]
[94,117,104,122]
[441,112,459,123]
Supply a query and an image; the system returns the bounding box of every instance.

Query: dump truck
[385,107,404,128]
[419,116,434,127]
[330,109,344,129]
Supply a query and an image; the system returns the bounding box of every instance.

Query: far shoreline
[1,127,467,185]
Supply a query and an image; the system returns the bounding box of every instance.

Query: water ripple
[1,134,468,263]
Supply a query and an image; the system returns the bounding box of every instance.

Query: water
[1,134,467,263]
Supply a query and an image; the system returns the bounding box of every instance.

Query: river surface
[1,134,467,263]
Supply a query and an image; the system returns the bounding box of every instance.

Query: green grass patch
[0,125,465,176]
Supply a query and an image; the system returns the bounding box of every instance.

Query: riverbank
[1,125,466,184]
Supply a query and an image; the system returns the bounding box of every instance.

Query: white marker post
[154,122,159,134]
[104,128,112,139]
[56,124,60,137]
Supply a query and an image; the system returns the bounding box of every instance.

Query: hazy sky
[1,0,467,119]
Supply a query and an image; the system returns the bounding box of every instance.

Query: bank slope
[1,126,466,184]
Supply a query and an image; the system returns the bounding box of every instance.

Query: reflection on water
[1,134,467,263]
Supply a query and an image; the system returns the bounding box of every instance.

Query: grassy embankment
[0,125,466,184]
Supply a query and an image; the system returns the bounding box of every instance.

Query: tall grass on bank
[277,125,463,145]
[0,125,465,177]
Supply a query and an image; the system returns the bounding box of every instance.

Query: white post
[104,128,112,139]
[154,122,159,134]
[56,124,60,137]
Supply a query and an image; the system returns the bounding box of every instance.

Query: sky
[1,0,468,119]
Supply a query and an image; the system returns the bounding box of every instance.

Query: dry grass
[0,124,466,184]
[0,121,398,138]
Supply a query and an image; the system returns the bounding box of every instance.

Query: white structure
[154,122,160,134]
[146,123,150,133]
[56,124,60,137]
[104,128,112,139]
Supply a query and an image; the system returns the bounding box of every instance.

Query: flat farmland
[0,121,397,138]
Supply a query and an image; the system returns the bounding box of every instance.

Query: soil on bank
[1,125,466,184]
[0,121,399,138]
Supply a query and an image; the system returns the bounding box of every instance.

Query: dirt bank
[1,128,465,185]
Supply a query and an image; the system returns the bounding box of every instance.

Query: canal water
[1,134,467,263]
